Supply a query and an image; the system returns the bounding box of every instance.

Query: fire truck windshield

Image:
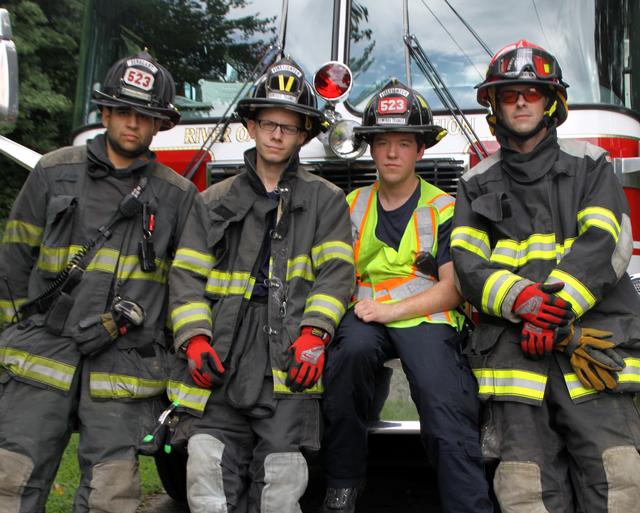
[73,0,332,129]
[73,0,639,131]
[349,0,639,114]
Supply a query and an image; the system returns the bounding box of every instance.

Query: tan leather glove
[554,325,625,391]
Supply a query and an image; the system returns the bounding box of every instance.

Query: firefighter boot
[321,487,359,513]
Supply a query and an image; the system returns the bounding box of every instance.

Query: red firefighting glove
[185,335,225,389]
[555,325,625,391]
[285,327,330,393]
[513,282,574,329]
[520,322,555,358]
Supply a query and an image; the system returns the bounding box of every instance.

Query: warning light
[313,61,352,102]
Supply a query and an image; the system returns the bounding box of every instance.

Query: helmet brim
[92,90,181,130]
[236,98,324,122]
[354,124,446,149]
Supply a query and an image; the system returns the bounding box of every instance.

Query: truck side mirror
[0,8,18,125]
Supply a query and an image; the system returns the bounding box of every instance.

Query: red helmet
[476,40,569,126]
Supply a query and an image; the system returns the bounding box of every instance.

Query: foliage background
[0,0,85,230]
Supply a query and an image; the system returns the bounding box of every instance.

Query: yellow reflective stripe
[311,241,354,268]
[206,270,253,297]
[2,220,43,246]
[0,347,75,391]
[167,379,211,413]
[490,234,557,267]
[557,238,576,259]
[287,255,315,282]
[272,369,323,394]
[173,248,215,277]
[0,298,26,323]
[304,293,345,324]
[451,226,490,260]
[473,368,547,401]
[547,269,595,317]
[618,358,640,385]
[577,207,620,241]
[36,244,84,273]
[89,372,166,399]
[85,247,119,273]
[117,255,168,284]
[171,302,212,332]
[481,270,521,316]
[563,372,599,400]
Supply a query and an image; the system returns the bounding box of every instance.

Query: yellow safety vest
[347,178,462,329]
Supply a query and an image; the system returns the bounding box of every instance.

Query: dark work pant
[489,355,640,513]
[322,309,493,513]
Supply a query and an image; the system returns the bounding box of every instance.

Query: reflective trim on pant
[187,434,228,513]
[493,461,548,513]
[261,452,307,513]
[602,445,640,512]
[0,373,77,513]
[0,448,34,513]
[88,460,140,513]
[179,378,319,513]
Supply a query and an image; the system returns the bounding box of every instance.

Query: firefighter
[0,51,194,513]
[167,57,354,513]
[452,39,640,512]
[320,79,493,513]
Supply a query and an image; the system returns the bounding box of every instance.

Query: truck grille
[208,157,466,196]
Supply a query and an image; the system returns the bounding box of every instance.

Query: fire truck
[2,0,640,511]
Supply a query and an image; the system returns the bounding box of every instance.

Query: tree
[0,0,85,226]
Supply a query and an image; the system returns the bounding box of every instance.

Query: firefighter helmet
[92,50,180,130]
[236,57,327,142]
[353,79,446,149]
[476,40,569,127]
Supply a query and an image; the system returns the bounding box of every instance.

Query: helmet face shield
[491,46,561,82]
[476,40,569,128]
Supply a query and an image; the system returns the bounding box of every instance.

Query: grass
[46,434,164,513]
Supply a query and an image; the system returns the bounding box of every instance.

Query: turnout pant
[322,309,493,513]
[0,363,163,513]
[488,355,640,513]
[180,301,321,513]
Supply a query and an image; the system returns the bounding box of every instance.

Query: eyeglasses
[256,119,302,136]
[497,87,545,104]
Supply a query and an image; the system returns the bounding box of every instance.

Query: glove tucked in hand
[513,282,574,329]
[185,335,225,389]
[73,297,145,356]
[285,327,330,393]
[520,322,555,358]
[555,325,625,391]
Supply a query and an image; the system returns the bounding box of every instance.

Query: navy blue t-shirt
[375,184,452,267]
[251,191,279,299]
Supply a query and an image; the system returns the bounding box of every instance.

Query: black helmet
[236,57,327,142]
[92,50,180,130]
[354,79,446,149]
[476,39,569,130]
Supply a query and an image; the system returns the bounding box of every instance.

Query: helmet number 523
[124,68,154,91]
[378,97,407,114]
